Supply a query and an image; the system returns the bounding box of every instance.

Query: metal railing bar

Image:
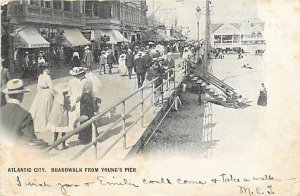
[97,115,143,160]
[71,117,123,160]
[124,115,142,135]
[45,117,94,152]
[71,138,99,160]
[143,91,153,101]
[143,105,152,115]
[47,59,186,158]
[143,96,180,147]
[94,117,123,141]
[125,102,142,117]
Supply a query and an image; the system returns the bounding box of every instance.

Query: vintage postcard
[0,0,300,195]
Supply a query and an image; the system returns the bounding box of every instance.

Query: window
[93,3,99,17]
[214,35,221,43]
[85,1,93,16]
[64,0,71,11]
[53,1,62,10]
[30,0,39,6]
[40,0,50,8]
[73,1,80,13]
[45,0,51,8]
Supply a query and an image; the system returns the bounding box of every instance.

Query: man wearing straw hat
[83,46,93,71]
[0,79,37,142]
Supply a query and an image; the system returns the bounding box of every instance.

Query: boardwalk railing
[45,59,189,160]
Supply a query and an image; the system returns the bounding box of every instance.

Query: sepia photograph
[0,0,300,195]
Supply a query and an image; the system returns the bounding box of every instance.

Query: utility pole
[203,0,211,73]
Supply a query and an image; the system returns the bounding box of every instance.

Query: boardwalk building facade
[1,0,148,74]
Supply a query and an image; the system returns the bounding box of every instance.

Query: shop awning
[95,29,128,45]
[14,28,50,48]
[113,30,129,43]
[61,29,91,47]
[81,30,95,41]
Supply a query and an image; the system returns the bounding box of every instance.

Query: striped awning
[61,29,91,47]
[14,28,50,48]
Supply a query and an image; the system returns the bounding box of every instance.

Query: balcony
[8,4,85,27]
[85,16,121,30]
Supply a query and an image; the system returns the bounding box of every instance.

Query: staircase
[189,74,237,108]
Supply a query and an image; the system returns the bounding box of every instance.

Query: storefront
[94,29,128,58]
[14,27,50,73]
[59,28,91,63]
[61,29,91,48]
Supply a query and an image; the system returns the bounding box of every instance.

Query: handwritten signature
[238,185,275,196]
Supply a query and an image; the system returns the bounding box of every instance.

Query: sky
[147,0,260,39]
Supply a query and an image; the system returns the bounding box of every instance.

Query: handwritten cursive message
[13,173,297,195]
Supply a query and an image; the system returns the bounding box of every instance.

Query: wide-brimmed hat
[54,82,69,93]
[2,79,31,94]
[69,67,87,76]
[84,46,90,50]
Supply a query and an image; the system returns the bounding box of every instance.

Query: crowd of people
[0,41,192,149]
[0,62,103,149]
[0,40,268,152]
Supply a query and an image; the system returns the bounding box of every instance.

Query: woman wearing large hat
[68,67,87,131]
[29,64,54,133]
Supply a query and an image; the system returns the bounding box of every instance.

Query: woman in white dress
[29,66,54,133]
[118,53,128,76]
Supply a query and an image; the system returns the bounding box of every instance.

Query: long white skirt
[29,89,53,133]
[118,64,128,76]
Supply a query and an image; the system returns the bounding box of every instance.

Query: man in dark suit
[125,49,135,79]
[1,59,11,106]
[143,50,152,70]
[134,52,147,88]
[0,79,37,143]
[106,50,115,75]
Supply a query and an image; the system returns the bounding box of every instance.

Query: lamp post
[196,6,201,42]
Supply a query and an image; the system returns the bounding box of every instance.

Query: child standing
[47,83,71,150]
